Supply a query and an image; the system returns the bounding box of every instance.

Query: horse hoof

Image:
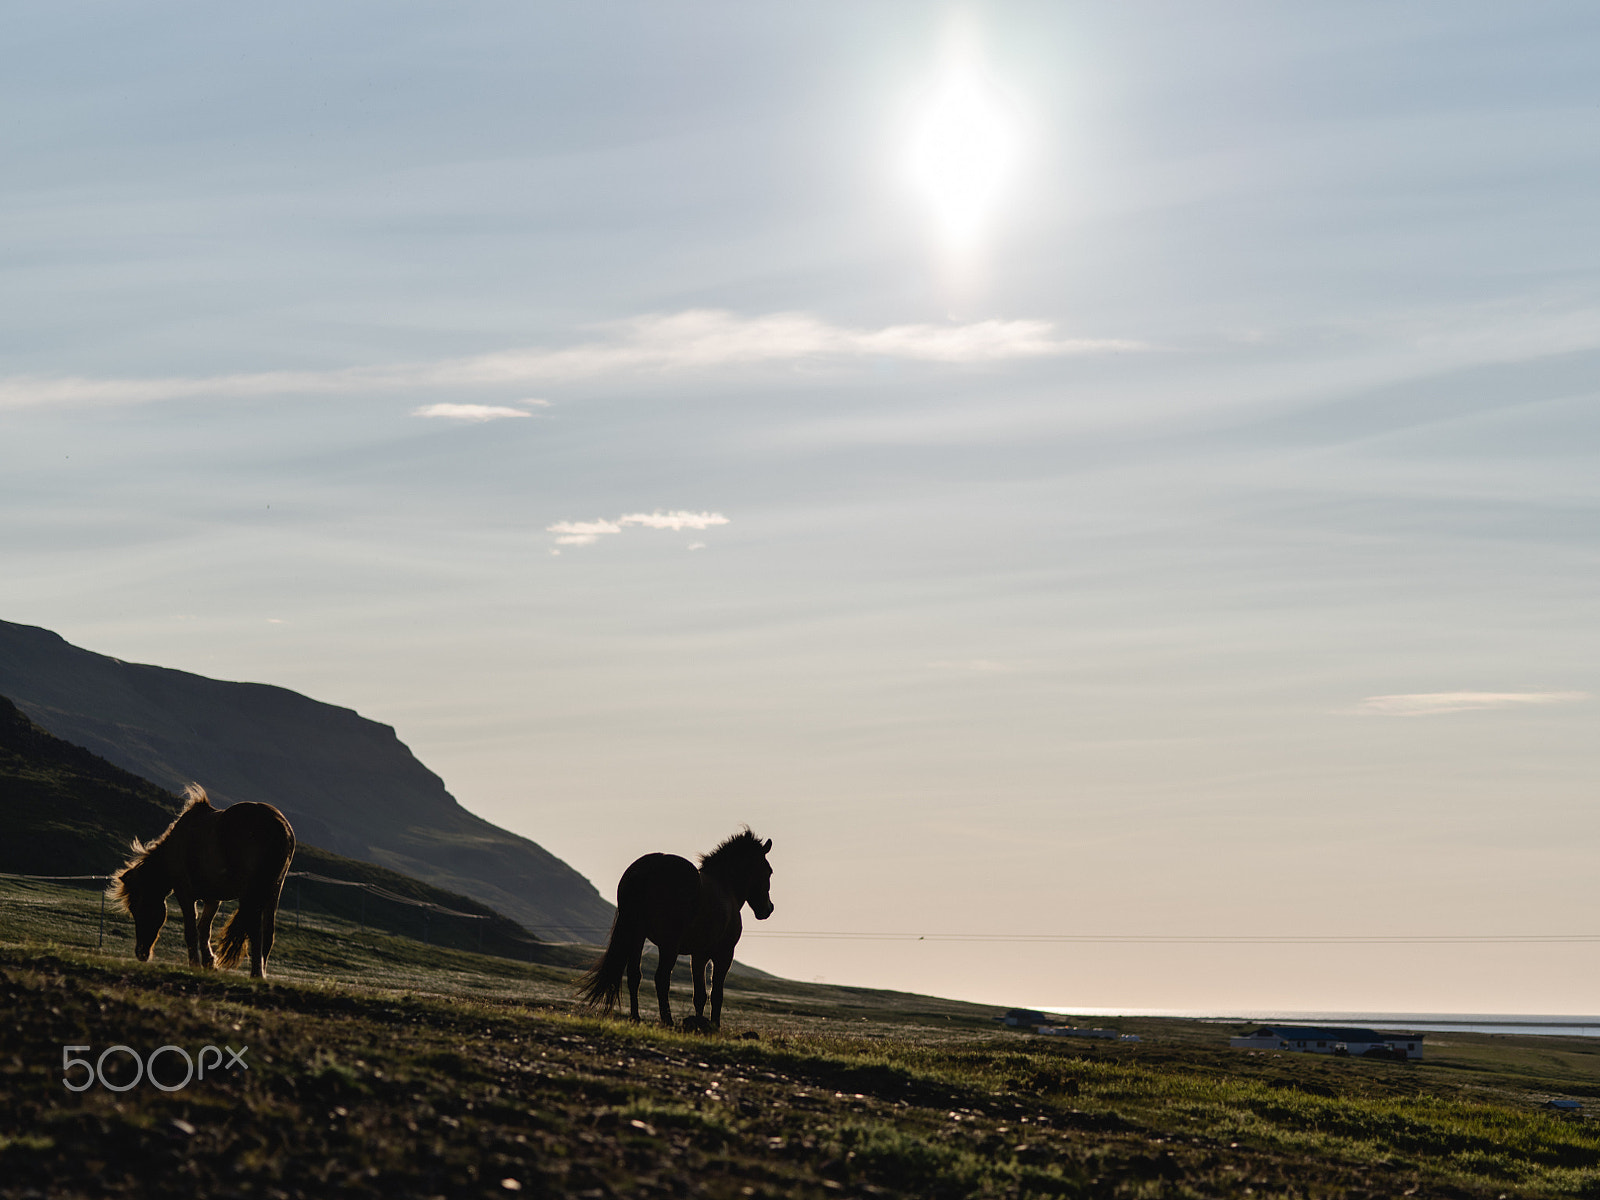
[681,1016,714,1034]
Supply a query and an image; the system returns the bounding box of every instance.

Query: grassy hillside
[0,619,613,939]
[9,690,1600,1196]
[0,693,187,876]
[6,873,1600,1197]
[5,906,1600,1199]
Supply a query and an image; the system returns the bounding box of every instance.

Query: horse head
[130,890,170,961]
[701,828,775,920]
[745,836,775,920]
[109,849,170,961]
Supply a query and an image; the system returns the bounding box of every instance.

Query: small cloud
[1356,691,1590,717]
[413,403,536,422]
[266,618,285,625]
[549,510,729,549]
[619,511,730,532]
[545,519,621,546]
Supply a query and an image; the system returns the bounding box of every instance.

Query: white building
[1228,1025,1424,1060]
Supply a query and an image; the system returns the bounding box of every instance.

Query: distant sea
[1041,1009,1600,1038]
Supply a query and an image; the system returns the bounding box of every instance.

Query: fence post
[295,878,301,930]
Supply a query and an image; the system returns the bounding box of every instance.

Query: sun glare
[906,28,1023,262]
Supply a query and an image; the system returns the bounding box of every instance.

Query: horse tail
[575,906,638,1011]
[215,901,257,970]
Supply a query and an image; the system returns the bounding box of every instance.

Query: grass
[5,876,1600,1198]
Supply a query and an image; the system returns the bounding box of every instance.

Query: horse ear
[762,838,772,853]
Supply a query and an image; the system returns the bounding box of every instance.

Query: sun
[906,27,1023,261]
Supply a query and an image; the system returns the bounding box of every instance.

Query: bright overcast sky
[4,3,1598,1014]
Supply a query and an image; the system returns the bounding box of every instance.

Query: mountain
[0,693,590,965]
[0,619,613,941]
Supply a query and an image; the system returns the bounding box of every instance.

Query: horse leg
[626,941,644,1022]
[691,953,710,1023]
[196,899,221,968]
[709,954,732,1031]
[253,896,278,979]
[654,949,679,1026]
[178,893,202,966]
[675,954,717,1033]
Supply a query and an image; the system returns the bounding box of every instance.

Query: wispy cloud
[545,519,623,547]
[1355,691,1590,716]
[413,402,545,422]
[619,511,729,532]
[0,310,1140,410]
[546,510,729,548]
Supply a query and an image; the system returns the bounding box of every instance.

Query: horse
[108,784,296,978]
[577,828,773,1031]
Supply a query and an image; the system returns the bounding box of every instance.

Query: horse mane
[699,827,766,876]
[107,783,214,911]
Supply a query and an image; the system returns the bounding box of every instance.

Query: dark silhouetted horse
[577,829,773,1031]
[108,784,296,978]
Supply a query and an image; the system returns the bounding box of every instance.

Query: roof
[1245,1026,1423,1042]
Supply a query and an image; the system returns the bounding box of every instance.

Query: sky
[3,2,1598,1014]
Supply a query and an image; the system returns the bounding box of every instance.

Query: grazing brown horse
[577,829,773,1031]
[108,784,296,978]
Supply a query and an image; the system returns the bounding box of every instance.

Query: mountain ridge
[0,618,613,941]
